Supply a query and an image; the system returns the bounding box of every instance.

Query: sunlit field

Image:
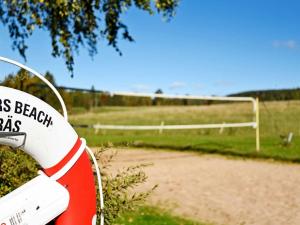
[70,101,300,162]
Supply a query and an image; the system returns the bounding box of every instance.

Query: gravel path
[104,148,300,225]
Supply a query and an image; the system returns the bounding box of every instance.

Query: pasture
[70,100,300,162]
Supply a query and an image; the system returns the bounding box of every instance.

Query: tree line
[2,70,299,113]
[229,88,300,101]
[1,70,211,112]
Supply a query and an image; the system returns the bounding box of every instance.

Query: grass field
[70,101,300,162]
[114,206,207,225]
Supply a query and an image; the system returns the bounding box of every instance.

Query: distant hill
[228,88,300,101]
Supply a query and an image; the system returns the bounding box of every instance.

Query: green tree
[153,88,163,105]
[0,0,179,75]
[1,69,72,111]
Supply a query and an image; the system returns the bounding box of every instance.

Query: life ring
[0,57,104,225]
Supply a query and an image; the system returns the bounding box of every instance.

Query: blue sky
[1,0,300,96]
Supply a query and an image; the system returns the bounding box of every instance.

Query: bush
[0,146,153,225]
[97,149,155,224]
[0,146,38,196]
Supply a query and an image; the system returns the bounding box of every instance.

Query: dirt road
[103,148,300,225]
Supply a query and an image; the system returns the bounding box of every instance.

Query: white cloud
[272,40,297,49]
[169,81,186,89]
[214,80,234,88]
[131,84,150,92]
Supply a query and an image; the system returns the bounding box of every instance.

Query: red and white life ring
[0,57,104,225]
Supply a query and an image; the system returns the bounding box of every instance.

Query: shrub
[0,146,38,196]
[0,146,153,225]
[97,149,155,224]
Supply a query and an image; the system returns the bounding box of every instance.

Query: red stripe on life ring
[44,138,81,176]
[43,137,97,225]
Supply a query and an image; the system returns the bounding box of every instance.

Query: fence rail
[93,122,257,130]
[76,92,260,151]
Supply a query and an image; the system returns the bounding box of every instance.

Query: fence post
[256,98,260,152]
[94,124,99,134]
[159,121,164,134]
[219,122,225,134]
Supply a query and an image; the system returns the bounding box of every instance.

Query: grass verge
[114,205,208,225]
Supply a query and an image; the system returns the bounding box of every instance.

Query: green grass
[70,101,300,162]
[114,206,207,225]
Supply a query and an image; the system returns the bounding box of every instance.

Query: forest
[1,69,299,112]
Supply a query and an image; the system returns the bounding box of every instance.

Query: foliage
[230,88,300,101]
[1,69,85,111]
[0,146,153,225]
[4,70,300,110]
[1,71,212,109]
[114,205,206,225]
[1,69,72,111]
[97,149,156,224]
[0,146,38,196]
[0,0,179,74]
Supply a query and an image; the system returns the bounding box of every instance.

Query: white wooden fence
[93,92,260,151]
